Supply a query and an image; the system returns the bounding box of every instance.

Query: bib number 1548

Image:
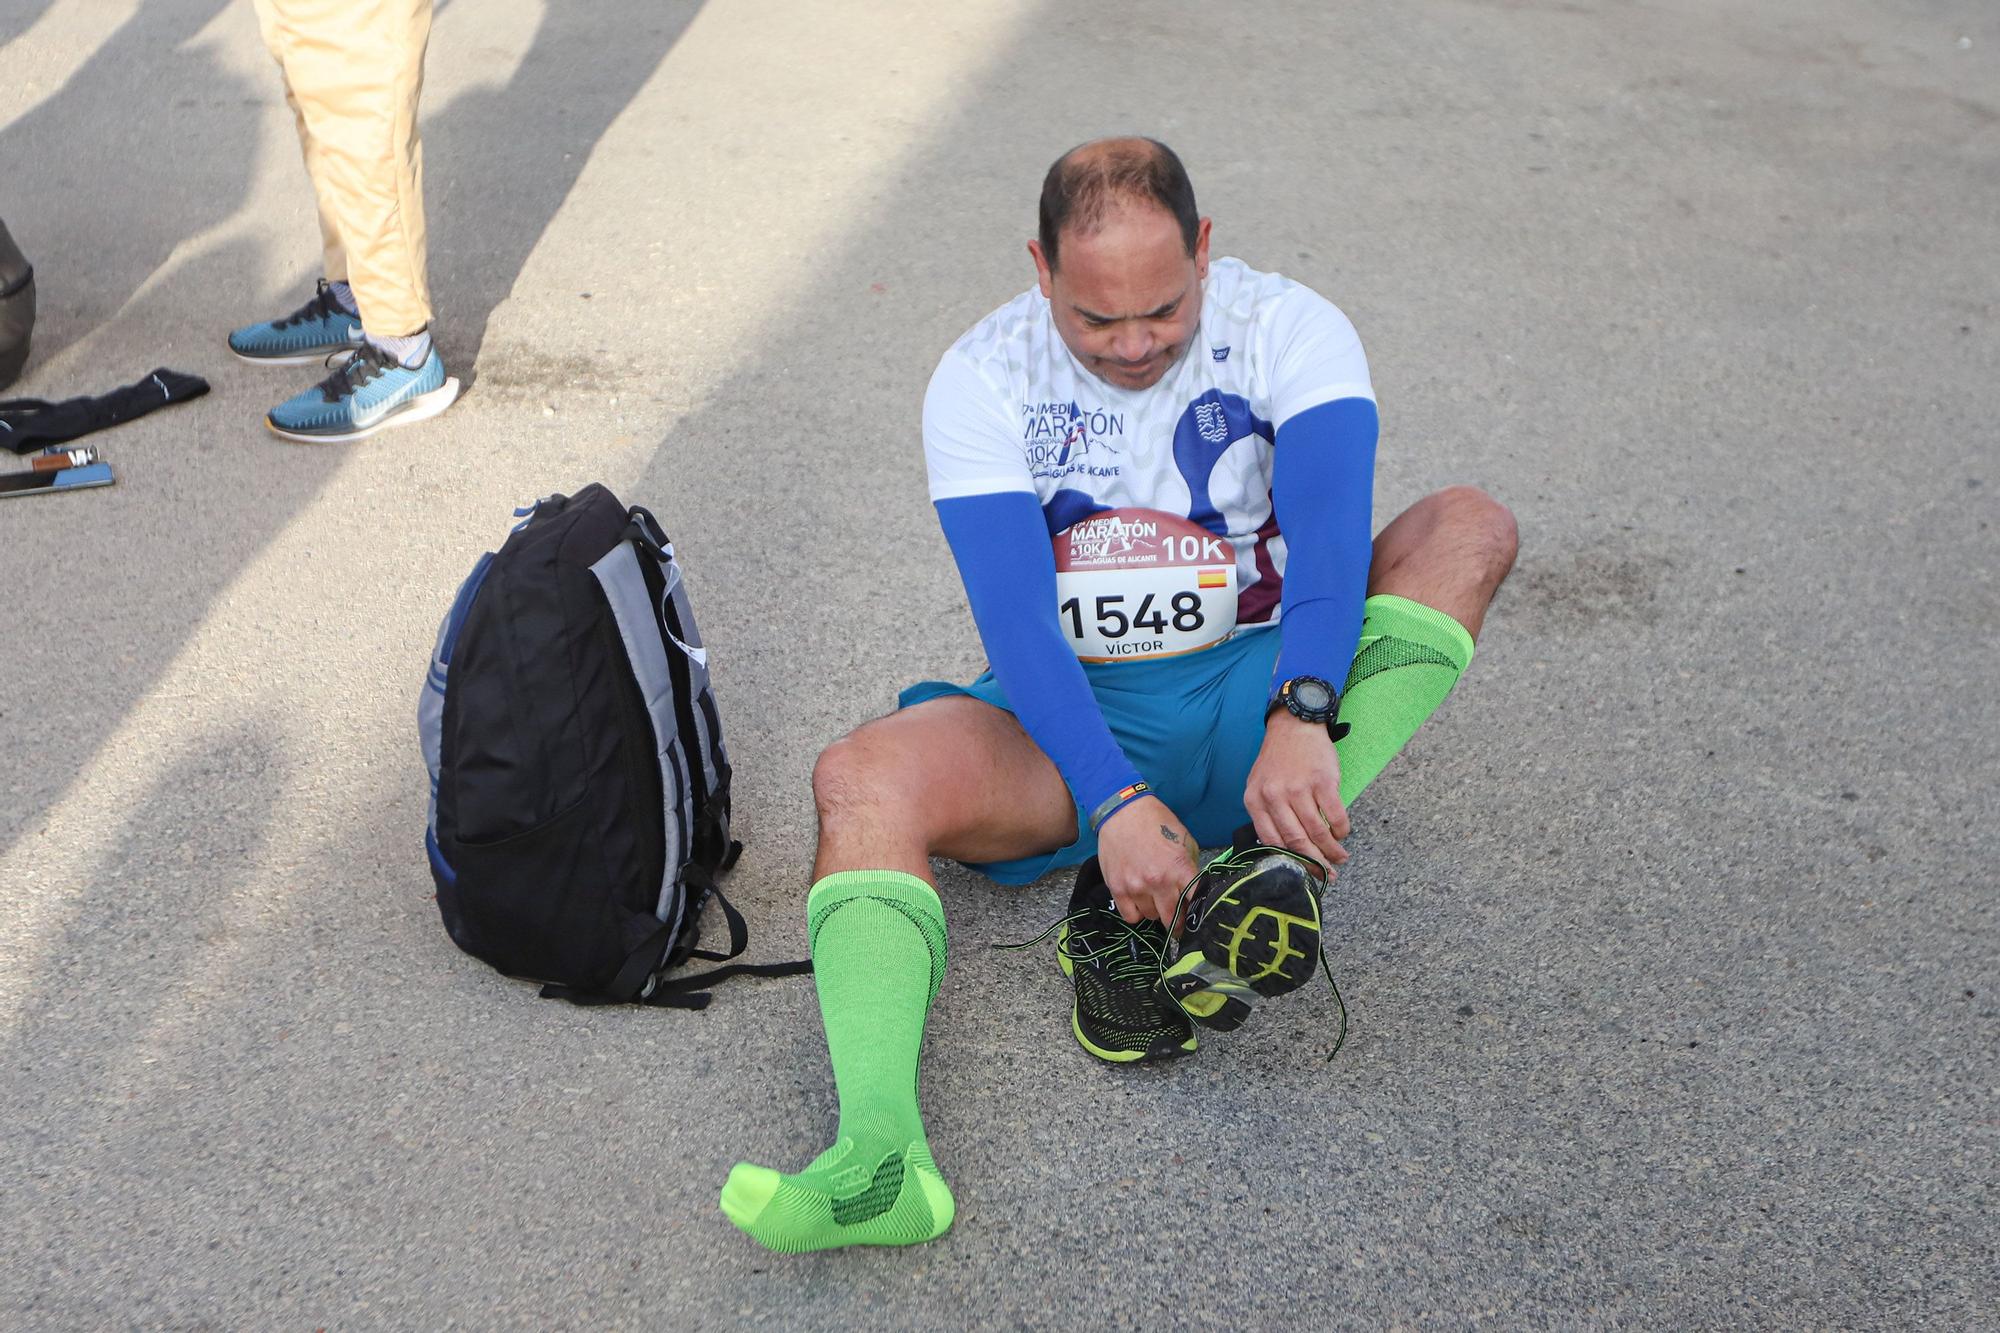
[1059,591,1207,640]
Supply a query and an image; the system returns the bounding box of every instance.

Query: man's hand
[1095,795,1201,931]
[1244,713,1351,875]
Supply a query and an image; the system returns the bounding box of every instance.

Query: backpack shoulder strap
[537,883,811,1009]
[643,957,814,1006]
[659,885,812,1001]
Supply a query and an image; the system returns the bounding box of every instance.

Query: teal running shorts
[897,625,1283,885]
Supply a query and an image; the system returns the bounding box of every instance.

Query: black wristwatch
[1267,675,1350,741]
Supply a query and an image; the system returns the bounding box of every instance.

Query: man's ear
[1028,239,1055,299]
[1193,216,1213,281]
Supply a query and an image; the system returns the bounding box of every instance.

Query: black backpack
[419,483,807,1008]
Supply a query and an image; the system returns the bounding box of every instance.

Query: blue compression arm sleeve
[1270,397,1380,694]
[934,491,1145,816]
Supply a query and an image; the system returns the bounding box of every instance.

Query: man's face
[1031,203,1211,392]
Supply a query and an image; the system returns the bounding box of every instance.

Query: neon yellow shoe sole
[1160,847,1325,1033]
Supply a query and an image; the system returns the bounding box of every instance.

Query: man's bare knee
[810,700,1076,870]
[812,727,921,833]
[1431,485,1519,582]
[1372,486,1519,638]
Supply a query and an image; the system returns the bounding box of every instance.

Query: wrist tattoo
[1160,825,1182,844]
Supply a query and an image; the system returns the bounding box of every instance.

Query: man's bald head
[1027,138,1212,390]
[1037,137,1200,274]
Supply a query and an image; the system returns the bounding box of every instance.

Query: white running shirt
[922,257,1374,627]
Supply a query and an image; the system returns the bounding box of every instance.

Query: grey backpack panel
[589,537,695,945]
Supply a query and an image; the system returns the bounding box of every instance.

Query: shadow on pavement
[424,0,709,381]
[0,0,250,368]
[1,726,292,1319]
[0,0,58,51]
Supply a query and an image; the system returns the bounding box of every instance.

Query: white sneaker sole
[265,377,461,444]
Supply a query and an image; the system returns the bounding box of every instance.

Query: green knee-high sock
[719,870,954,1253]
[1334,594,1478,807]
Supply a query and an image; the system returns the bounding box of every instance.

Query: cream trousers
[252,0,434,336]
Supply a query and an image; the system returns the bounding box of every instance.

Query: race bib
[1052,508,1238,662]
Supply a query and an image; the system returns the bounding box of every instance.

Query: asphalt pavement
[1,0,1995,1326]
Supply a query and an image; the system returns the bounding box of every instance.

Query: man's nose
[1110,327,1150,363]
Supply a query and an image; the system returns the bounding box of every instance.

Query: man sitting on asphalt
[721,137,1519,1254]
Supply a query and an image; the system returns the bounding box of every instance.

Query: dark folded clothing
[0,368,209,454]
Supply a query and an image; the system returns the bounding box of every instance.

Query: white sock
[365,329,434,369]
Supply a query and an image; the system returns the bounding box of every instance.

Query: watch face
[1291,678,1334,713]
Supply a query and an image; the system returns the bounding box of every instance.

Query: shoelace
[993,904,1170,984]
[998,848,1351,1060]
[273,279,351,332]
[313,343,395,403]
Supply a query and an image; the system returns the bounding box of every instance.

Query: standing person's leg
[1334,485,1518,806]
[281,76,351,301]
[228,0,366,365]
[721,697,1077,1254]
[268,0,433,338]
[257,0,456,440]
[247,0,351,298]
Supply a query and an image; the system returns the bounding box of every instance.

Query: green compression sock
[719,871,954,1253]
[1335,594,1478,807]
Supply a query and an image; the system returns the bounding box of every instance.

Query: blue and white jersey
[922,257,1374,628]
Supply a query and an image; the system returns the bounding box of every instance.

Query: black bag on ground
[0,219,33,392]
[418,483,807,1008]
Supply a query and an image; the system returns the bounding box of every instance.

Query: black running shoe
[1003,858,1197,1064]
[1159,828,1333,1035]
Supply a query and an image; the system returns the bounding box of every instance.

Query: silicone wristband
[1089,781,1152,832]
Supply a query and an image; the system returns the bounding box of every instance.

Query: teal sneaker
[228,280,364,366]
[1158,831,1345,1052]
[265,343,459,444]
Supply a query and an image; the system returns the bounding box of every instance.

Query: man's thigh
[826,694,1080,866]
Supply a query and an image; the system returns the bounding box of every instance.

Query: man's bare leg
[1328,484,1519,810]
[1367,484,1518,639]
[721,696,1077,1254]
